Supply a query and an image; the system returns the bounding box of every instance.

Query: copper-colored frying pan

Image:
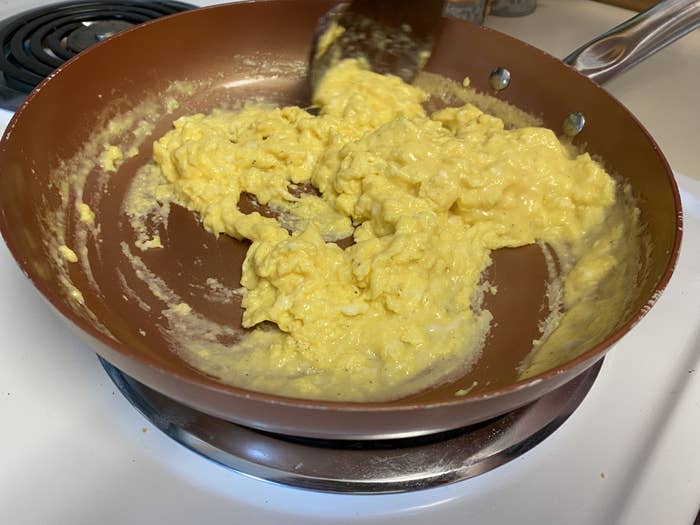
[0,0,685,439]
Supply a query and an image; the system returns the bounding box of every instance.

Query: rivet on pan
[489,67,511,92]
[563,112,586,137]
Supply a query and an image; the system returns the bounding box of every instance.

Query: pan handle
[563,0,700,84]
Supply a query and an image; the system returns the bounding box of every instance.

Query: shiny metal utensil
[564,0,700,84]
[309,0,445,92]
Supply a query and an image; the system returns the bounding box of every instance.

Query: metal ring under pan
[100,357,602,494]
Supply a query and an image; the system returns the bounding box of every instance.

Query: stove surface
[0,1,699,524]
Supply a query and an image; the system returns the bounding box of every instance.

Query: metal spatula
[309,0,446,92]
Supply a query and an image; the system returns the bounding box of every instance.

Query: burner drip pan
[101,357,602,493]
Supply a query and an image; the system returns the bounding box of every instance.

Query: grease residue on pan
[40,79,204,340]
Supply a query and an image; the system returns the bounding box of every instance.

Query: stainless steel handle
[563,0,700,84]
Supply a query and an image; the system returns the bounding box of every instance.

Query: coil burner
[0,0,195,110]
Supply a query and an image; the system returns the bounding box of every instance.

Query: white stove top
[0,2,699,524]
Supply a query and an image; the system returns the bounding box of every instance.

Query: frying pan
[0,0,685,439]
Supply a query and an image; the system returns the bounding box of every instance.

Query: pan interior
[37,72,554,401]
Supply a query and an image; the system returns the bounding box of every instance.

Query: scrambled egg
[152,60,620,401]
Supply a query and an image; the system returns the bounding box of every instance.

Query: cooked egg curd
[151,60,626,401]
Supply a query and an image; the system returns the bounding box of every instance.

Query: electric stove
[0,1,699,523]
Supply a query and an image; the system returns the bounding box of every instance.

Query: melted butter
[145,59,638,402]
